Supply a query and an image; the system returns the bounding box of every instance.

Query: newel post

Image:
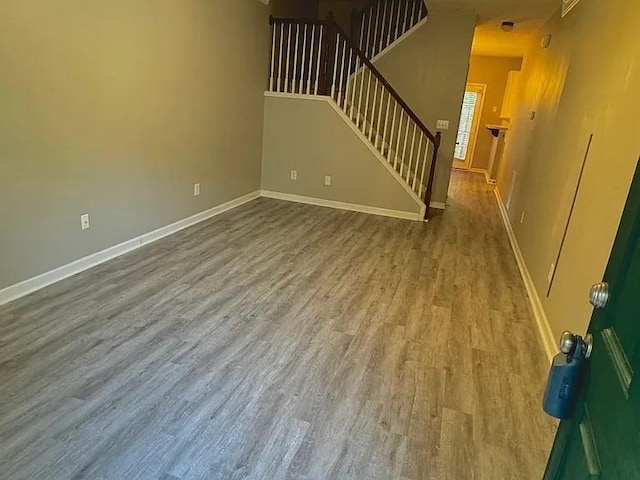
[320,13,336,96]
[424,131,441,221]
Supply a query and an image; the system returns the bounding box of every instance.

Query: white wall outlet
[194,183,200,196]
[520,211,526,224]
[492,106,498,113]
[290,170,298,181]
[324,175,332,186]
[80,214,90,231]
[547,263,556,283]
[436,119,450,130]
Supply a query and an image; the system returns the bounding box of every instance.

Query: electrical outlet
[194,183,200,197]
[547,263,556,283]
[290,170,297,181]
[492,106,498,113]
[520,211,526,224]
[324,176,332,186]
[80,214,90,231]
[436,119,450,130]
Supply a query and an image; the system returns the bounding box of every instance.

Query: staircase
[267,1,439,220]
[351,0,428,59]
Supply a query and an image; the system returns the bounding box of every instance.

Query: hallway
[0,171,557,479]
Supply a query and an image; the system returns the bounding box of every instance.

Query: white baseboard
[0,191,261,307]
[430,201,446,210]
[494,188,556,363]
[468,167,496,185]
[261,190,422,221]
[264,92,427,219]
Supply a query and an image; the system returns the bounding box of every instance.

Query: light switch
[436,120,450,130]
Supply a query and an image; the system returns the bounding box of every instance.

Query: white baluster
[343,48,353,110]
[413,132,424,195]
[375,85,386,149]
[359,12,366,51]
[379,0,388,55]
[331,33,340,100]
[394,110,403,170]
[364,70,373,135]
[350,56,360,119]
[300,25,308,94]
[410,1,417,28]
[369,77,379,141]
[292,25,300,93]
[403,1,410,33]
[380,91,392,151]
[277,24,284,92]
[307,25,316,95]
[372,1,381,58]
[365,6,373,57]
[269,25,276,92]
[387,100,398,162]
[386,1,394,47]
[285,24,292,93]
[419,140,430,198]
[357,63,366,127]
[400,113,410,176]
[314,25,324,95]
[406,123,417,183]
[338,39,347,107]
[394,0,402,41]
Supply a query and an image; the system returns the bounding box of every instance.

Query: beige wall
[262,95,423,216]
[496,0,640,341]
[467,55,523,171]
[0,0,270,290]
[270,0,320,18]
[372,11,476,204]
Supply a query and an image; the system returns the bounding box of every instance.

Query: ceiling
[428,0,560,57]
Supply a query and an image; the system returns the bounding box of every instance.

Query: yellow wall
[0,0,270,289]
[467,56,523,172]
[496,0,640,344]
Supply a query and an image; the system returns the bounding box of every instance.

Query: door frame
[453,82,486,171]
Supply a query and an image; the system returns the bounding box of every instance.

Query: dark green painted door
[544,159,640,479]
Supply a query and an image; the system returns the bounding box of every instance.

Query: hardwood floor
[0,171,557,479]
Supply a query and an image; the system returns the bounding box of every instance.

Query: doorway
[453,83,486,170]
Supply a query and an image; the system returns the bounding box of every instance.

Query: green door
[544,159,640,479]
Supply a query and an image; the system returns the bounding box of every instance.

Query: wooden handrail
[327,17,437,143]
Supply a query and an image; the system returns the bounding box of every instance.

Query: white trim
[0,191,261,306]
[264,91,327,102]
[264,92,427,219]
[494,188,555,363]
[370,16,428,64]
[430,201,446,210]
[261,190,422,221]
[469,167,494,184]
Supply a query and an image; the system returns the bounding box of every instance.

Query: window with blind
[454,91,479,160]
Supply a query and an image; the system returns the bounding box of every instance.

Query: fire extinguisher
[542,331,593,420]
